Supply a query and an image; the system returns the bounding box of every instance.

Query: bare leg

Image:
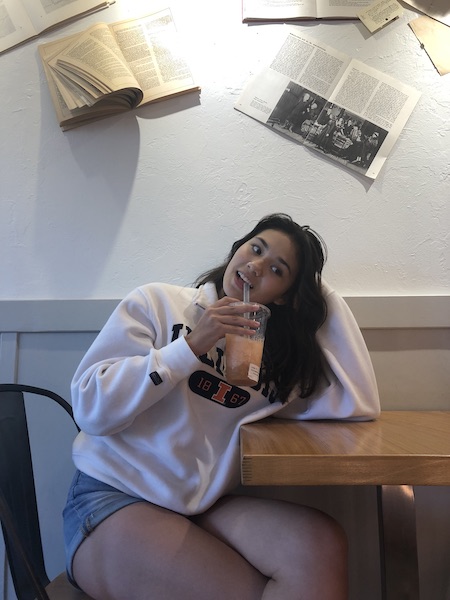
[193,495,348,600]
[72,501,267,600]
[73,496,347,600]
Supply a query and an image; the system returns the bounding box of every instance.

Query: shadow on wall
[33,107,140,297]
[32,90,200,299]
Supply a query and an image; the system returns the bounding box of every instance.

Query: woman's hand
[186,297,259,357]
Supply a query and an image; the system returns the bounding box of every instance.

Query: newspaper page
[0,0,111,54]
[235,27,421,179]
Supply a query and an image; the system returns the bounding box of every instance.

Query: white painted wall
[1,1,450,599]
[1,0,449,301]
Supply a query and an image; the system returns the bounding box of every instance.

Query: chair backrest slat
[0,384,77,600]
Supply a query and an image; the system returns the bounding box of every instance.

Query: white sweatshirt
[71,281,380,515]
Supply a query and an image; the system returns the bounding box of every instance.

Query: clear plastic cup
[225,303,271,386]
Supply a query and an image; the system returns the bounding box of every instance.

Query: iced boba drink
[225,303,271,387]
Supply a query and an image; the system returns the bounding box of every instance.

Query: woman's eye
[271,266,282,276]
[251,244,261,255]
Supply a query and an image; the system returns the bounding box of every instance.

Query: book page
[401,0,450,26]
[0,0,37,53]
[39,34,135,129]
[0,0,111,54]
[39,35,89,121]
[409,15,450,75]
[109,8,199,105]
[23,0,111,31]
[235,27,420,179]
[48,23,140,105]
[242,0,318,21]
[316,0,373,19]
[357,0,403,33]
[39,8,200,130]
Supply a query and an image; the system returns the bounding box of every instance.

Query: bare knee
[195,496,348,599]
[274,505,348,599]
[302,507,348,559]
[272,503,346,564]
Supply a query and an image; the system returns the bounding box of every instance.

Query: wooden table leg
[377,485,420,600]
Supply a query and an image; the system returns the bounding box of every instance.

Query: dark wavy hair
[195,213,328,403]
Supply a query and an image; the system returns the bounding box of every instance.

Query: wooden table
[240,411,450,600]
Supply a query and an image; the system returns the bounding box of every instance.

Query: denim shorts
[63,470,144,586]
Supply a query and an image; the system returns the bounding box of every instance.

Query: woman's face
[222,229,299,306]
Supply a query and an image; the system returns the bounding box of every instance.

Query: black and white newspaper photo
[235,27,421,179]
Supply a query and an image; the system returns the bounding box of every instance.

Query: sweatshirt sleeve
[71,286,199,436]
[275,283,380,421]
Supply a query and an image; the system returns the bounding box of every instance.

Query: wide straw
[243,282,250,304]
[243,282,250,321]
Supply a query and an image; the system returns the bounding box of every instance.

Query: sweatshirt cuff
[151,336,199,384]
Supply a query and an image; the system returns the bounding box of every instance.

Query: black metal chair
[0,384,94,600]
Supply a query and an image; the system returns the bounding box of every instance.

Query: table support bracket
[377,485,420,600]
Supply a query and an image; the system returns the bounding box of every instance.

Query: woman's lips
[234,272,244,291]
[237,271,253,287]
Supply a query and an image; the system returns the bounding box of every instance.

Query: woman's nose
[247,260,262,276]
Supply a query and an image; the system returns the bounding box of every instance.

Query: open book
[242,0,373,22]
[235,27,421,179]
[0,0,113,55]
[39,8,200,131]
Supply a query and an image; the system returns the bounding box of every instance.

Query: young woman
[64,213,380,600]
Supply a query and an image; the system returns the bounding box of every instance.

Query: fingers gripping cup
[225,303,271,387]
